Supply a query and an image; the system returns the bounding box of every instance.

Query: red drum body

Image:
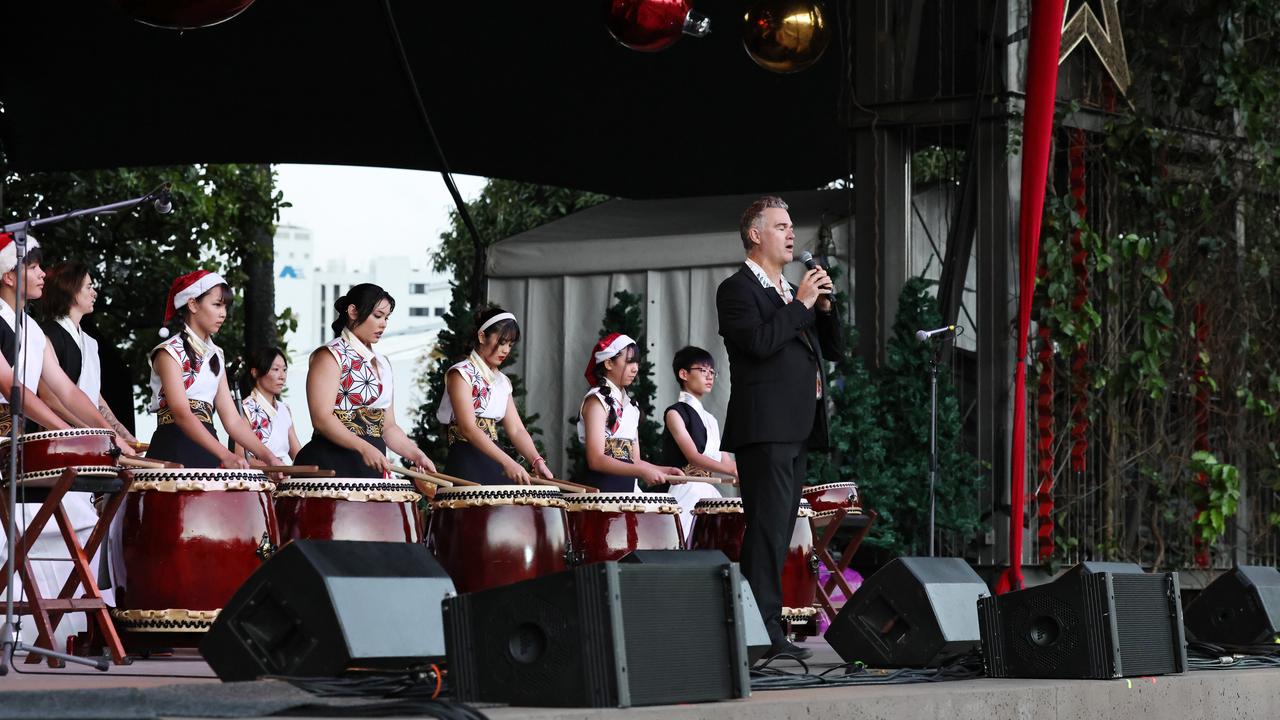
[689,498,818,628]
[781,501,819,630]
[0,428,120,484]
[274,478,422,543]
[110,469,278,646]
[426,486,568,594]
[563,493,684,565]
[688,498,746,559]
[801,481,861,516]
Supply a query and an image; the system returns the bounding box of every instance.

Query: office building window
[410,283,428,294]
[434,307,445,317]
[409,307,431,317]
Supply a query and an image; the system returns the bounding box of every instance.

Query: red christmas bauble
[606,0,710,53]
[112,0,257,30]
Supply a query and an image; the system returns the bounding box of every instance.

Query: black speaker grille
[1112,574,1179,677]
[619,566,735,706]
[1081,574,1117,678]
[577,565,620,707]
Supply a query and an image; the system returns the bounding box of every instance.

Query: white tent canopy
[485,190,854,475]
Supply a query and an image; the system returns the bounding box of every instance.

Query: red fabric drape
[998,0,1065,594]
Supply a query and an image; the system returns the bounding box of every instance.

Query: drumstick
[119,456,170,470]
[531,477,599,494]
[129,441,150,452]
[389,464,480,487]
[255,465,321,474]
[662,474,736,485]
[276,470,337,478]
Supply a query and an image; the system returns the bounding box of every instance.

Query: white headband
[594,333,636,362]
[479,312,517,334]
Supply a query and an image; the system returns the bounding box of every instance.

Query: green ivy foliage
[1030,1,1280,564]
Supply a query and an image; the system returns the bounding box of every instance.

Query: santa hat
[0,232,40,275]
[584,332,636,386]
[160,270,228,337]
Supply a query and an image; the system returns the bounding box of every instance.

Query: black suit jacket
[717,263,843,452]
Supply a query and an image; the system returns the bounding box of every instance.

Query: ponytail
[332,283,396,338]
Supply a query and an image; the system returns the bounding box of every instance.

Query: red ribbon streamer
[999,0,1065,594]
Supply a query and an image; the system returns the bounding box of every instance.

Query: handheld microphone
[799,251,834,294]
[916,325,957,341]
[153,185,173,215]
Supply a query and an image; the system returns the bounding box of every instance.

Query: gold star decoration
[1059,0,1131,94]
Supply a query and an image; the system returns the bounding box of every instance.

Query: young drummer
[236,346,302,463]
[39,261,138,443]
[296,283,436,478]
[662,345,737,535]
[577,333,682,492]
[436,308,554,485]
[146,270,282,468]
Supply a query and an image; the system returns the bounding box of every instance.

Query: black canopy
[1,0,849,198]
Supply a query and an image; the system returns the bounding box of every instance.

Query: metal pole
[929,351,939,557]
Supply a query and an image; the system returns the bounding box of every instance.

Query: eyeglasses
[688,366,716,378]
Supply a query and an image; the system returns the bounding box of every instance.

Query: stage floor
[1,638,1277,720]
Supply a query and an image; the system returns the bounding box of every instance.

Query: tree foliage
[409,180,609,463]
[0,163,289,412]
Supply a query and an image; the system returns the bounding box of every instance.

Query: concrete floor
[1,639,1278,720]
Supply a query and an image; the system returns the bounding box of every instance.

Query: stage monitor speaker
[823,557,989,668]
[201,540,456,681]
[444,561,751,707]
[979,563,1188,679]
[620,549,730,565]
[617,549,769,662]
[1184,565,1280,647]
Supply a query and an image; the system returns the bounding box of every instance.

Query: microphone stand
[924,333,953,558]
[1,184,171,674]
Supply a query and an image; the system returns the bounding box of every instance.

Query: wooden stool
[809,507,878,623]
[0,468,132,666]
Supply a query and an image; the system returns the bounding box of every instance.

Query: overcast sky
[274,164,487,266]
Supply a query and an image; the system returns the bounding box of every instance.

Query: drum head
[127,468,272,492]
[692,497,743,514]
[563,493,680,513]
[275,477,420,502]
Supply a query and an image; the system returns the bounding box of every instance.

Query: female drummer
[39,261,139,443]
[436,308,554,485]
[146,270,283,469]
[577,333,682,492]
[0,235,132,449]
[295,283,436,478]
[235,346,301,463]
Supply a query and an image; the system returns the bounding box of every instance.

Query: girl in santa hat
[436,307,554,485]
[295,283,436,478]
[577,333,683,492]
[146,270,283,468]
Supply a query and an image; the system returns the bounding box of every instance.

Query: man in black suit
[717,196,843,659]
